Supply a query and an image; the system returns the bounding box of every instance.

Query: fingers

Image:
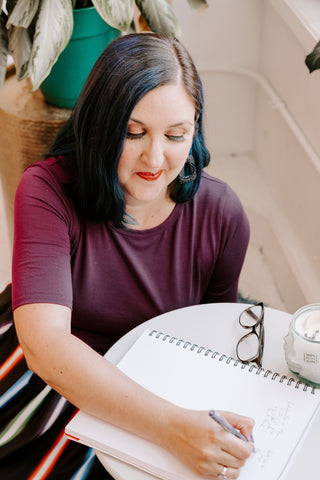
[220,431,254,461]
[215,464,242,480]
[217,447,247,468]
[212,437,250,479]
[195,452,244,480]
[167,409,254,478]
[222,410,255,443]
[221,410,255,428]
[211,412,254,478]
[189,432,252,479]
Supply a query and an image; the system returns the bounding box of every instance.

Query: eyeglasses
[236,302,265,367]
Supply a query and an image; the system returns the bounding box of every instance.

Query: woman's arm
[14,303,254,478]
[14,303,172,442]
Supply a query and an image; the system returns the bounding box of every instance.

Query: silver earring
[178,155,197,184]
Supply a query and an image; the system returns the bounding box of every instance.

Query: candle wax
[295,310,320,340]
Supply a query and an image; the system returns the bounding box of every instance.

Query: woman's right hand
[162,408,254,479]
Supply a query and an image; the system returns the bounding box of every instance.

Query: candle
[294,310,320,341]
[284,304,320,385]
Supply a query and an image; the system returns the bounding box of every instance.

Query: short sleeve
[12,161,75,310]
[202,184,250,303]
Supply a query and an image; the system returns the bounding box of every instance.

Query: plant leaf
[4,0,18,16]
[91,0,134,31]
[28,0,73,90]
[0,11,9,90]
[305,40,320,73]
[135,0,180,37]
[6,0,40,29]
[8,25,31,80]
[186,0,208,9]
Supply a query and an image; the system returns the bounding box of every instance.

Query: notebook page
[116,330,320,479]
[65,329,320,480]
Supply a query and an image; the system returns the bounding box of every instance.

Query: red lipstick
[137,171,162,181]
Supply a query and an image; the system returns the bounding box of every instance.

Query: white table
[96,303,320,479]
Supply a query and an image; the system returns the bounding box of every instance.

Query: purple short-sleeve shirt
[12,158,250,352]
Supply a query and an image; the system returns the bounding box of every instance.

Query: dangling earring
[178,155,197,184]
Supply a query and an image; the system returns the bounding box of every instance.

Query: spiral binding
[149,330,316,394]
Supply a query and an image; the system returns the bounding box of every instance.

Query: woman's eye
[126,131,145,139]
[166,134,185,142]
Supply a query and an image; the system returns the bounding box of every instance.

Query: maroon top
[12,158,250,352]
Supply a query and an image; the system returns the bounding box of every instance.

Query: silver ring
[218,466,227,479]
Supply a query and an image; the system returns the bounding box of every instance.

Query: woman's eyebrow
[128,117,144,125]
[129,117,194,128]
[168,121,194,128]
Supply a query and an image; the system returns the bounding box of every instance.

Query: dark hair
[48,33,210,227]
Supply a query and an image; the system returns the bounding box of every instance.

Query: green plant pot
[40,7,121,109]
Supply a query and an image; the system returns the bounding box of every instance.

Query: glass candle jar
[284,304,320,386]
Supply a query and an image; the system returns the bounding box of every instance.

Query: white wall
[174,0,262,70]
[255,0,320,305]
[173,0,262,155]
[173,0,320,310]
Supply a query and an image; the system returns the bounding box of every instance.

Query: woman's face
[118,83,196,208]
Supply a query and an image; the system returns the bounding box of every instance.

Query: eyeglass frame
[236,302,265,367]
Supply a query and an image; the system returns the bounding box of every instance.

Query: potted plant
[0,0,208,245]
[0,0,207,108]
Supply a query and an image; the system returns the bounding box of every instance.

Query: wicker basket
[0,66,71,246]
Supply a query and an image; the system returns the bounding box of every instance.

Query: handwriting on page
[254,401,294,470]
[259,401,294,438]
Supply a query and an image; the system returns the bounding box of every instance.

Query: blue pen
[209,410,255,447]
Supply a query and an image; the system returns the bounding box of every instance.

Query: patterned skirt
[0,284,113,480]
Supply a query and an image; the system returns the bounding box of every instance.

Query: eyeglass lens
[236,332,262,361]
[239,304,263,327]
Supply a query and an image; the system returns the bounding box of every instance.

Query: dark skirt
[0,284,113,479]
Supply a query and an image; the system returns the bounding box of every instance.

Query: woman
[3,34,253,479]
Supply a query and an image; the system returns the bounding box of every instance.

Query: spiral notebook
[65,329,320,480]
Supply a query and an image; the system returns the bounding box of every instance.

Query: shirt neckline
[112,202,184,237]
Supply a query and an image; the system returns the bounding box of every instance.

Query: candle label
[303,353,318,364]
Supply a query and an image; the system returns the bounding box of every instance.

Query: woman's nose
[142,138,164,168]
